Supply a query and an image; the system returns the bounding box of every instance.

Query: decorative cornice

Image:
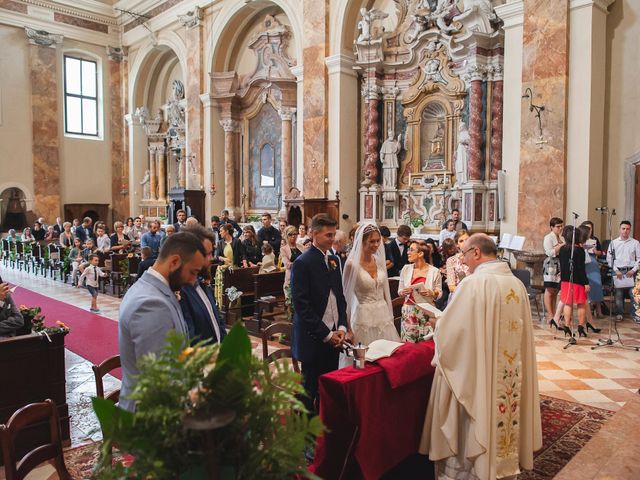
[220,119,240,133]
[25,26,63,46]
[325,53,357,77]
[494,0,524,29]
[569,0,616,14]
[106,45,127,62]
[199,93,215,109]
[279,106,296,121]
[289,65,303,82]
[22,0,117,26]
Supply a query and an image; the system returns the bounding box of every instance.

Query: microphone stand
[593,208,640,351]
[554,212,579,349]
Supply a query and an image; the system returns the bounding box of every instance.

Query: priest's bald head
[461,233,498,273]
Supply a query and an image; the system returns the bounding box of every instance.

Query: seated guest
[110,221,132,252]
[419,234,541,478]
[21,227,34,243]
[0,279,24,337]
[259,243,276,273]
[59,222,74,248]
[296,223,311,250]
[160,224,175,248]
[425,238,443,268]
[95,226,111,253]
[119,232,209,411]
[441,208,468,231]
[75,217,95,244]
[32,221,46,241]
[71,218,81,236]
[129,217,144,243]
[44,225,58,242]
[398,240,442,343]
[210,215,221,238]
[53,217,64,235]
[93,221,107,238]
[173,209,187,232]
[68,238,84,284]
[379,225,395,273]
[241,225,261,267]
[138,214,149,234]
[280,226,302,288]
[137,246,155,277]
[438,220,456,246]
[215,223,244,267]
[446,230,471,301]
[141,220,163,259]
[279,219,288,246]
[220,209,242,237]
[123,217,135,238]
[257,213,281,257]
[388,224,411,277]
[6,229,19,242]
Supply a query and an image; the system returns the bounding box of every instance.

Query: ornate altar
[355,0,504,233]
[212,15,297,221]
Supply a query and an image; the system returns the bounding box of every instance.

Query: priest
[420,234,541,479]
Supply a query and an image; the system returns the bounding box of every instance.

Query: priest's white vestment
[419,261,542,479]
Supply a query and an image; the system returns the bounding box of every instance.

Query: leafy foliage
[93,323,322,479]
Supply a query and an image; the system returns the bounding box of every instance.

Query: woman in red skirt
[558,225,591,344]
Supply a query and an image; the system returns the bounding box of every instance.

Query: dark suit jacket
[75,226,95,244]
[180,282,226,344]
[137,257,155,277]
[291,246,347,364]
[388,239,409,277]
[215,238,244,267]
[53,223,64,235]
[222,219,242,237]
[173,222,186,232]
[257,225,281,256]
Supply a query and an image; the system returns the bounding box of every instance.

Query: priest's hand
[345,329,355,344]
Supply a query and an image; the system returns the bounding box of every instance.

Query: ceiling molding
[23,0,118,25]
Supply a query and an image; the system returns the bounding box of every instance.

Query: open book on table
[366,339,404,362]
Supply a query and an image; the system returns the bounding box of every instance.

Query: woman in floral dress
[445,229,470,304]
[398,240,442,342]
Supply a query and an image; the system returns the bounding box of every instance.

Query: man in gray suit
[118,232,208,411]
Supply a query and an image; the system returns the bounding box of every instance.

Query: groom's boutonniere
[174,291,182,301]
[328,258,338,271]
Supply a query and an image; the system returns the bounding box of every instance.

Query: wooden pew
[220,266,260,325]
[245,271,286,335]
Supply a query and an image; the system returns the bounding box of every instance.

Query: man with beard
[118,232,208,412]
[177,225,226,344]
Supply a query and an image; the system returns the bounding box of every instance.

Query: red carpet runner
[11,287,121,379]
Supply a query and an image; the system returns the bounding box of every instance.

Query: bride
[343,223,401,345]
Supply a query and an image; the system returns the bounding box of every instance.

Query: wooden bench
[245,271,286,335]
[220,266,260,325]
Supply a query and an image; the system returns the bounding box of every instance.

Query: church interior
[1,0,639,478]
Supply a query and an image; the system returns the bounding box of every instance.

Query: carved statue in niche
[430,122,444,156]
[140,170,151,200]
[455,122,470,186]
[167,80,185,128]
[380,132,402,190]
[357,8,388,43]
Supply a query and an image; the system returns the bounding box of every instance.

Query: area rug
[10,287,120,379]
[518,395,614,479]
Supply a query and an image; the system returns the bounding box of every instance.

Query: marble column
[490,79,504,180]
[280,107,294,198]
[302,0,329,199]
[148,146,158,200]
[221,119,239,213]
[157,144,167,201]
[107,47,127,220]
[362,76,381,186]
[468,79,484,181]
[518,0,569,250]
[183,11,204,190]
[26,28,62,220]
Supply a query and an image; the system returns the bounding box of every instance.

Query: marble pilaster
[108,52,128,220]
[490,80,504,180]
[221,119,240,214]
[362,78,381,186]
[302,0,329,199]
[468,79,484,181]
[157,145,167,201]
[148,146,158,200]
[184,17,204,190]
[28,33,61,220]
[280,107,294,198]
[518,0,569,250]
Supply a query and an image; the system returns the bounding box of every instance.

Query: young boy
[77,254,107,313]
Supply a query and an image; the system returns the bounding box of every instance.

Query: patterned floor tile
[565,390,612,403]
[581,378,627,390]
[539,370,577,380]
[566,369,605,379]
[552,379,592,391]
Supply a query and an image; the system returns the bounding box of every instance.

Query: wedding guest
[160,224,175,248]
[75,217,94,244]
[378,225,395,273]
[43,225,57,242]
[52,217,64,235]
[342,223,400,345]
[0,280,24,337]
[607,220,640,322]
[93,221,107,238]
[259,244,276,273]
[445,229,471,301]
[137,246,155,277]
[257,213,281,257]
[398,240,442,343]
[173,209,187,232]
[186,216,199,226]
[279,219,288,245]
[388,224,411,276]
[68,238,84,285]
[141,221,163,259]
[438,220,456,246]
[425,238,443,268]
[110,221,132,253]
[95,226,111,253]
[330,230,348,273]
[21,227,34,243]
[440,208,467,231]
[215,223,244,267]
[71,218,81,237]
[241,225,262,267]
[419,234,541,478]
[581,220,604,323]
[543,217,565,329]
[32,221,46,241]
[77,253,107,313]
[296,223,311,250]
[123,217,135,238]
[6,229,19,242]
[281,226,303,288]
[129,217,144,243]
[138,214,149,233]
[58,222,74,248]
[220,209,242,237]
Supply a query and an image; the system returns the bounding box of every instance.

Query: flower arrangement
[18,305,70,335]
[403,211,424,230]
[92,323,321,479]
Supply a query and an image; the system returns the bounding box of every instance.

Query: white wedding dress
[350,265,401,346]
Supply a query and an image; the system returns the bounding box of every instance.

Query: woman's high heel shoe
[578,325,587,337]
[549,319,560,330]
[562,326,573,337]
[586,322,601,333]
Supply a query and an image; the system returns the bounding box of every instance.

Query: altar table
[311,341,435,480]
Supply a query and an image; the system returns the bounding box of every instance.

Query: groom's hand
[329,331,345,348]
[345,330,355,344]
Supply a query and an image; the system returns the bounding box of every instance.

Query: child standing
[77,254,107,313]
[259,243,276,273]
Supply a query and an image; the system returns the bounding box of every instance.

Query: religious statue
[356,8,388,43]
[455,122,470,187]
[454,0,499,34]
[427,0,458,34]
[167,80,185,128]
[430,122,445,156]
[140,169,151,200]
[380,133,402,191]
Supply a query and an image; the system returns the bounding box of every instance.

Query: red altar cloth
[311,341,435,480]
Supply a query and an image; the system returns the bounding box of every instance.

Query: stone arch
[205,0,303,76]
[0,183,34,231]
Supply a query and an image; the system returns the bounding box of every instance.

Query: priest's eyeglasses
[461,246,478,258]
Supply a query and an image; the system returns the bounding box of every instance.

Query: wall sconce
[522,87,547,148]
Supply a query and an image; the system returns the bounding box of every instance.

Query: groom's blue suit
[291,245,347,413]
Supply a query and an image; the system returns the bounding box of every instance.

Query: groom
[291,213,350,414]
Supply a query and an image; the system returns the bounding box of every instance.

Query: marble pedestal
[359,184,382,223]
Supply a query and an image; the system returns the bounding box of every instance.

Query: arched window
[63,55,99,136]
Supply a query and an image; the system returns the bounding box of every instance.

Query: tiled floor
[3,265,640,448]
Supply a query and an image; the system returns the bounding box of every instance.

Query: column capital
[290,65,304,83]
[148,145,157,154]
[25,27,63,47]
[156,144,167,154]
[570,0,616,14]
[325,54,357,77]
[106,46,127,62]
[220,119,240,133]
[199,93,215,109]
[178,6,203,29]
[361,78,381,101]
[494,1,524,29]
[279,106,296,121]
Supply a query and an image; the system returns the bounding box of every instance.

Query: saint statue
[455,122,470,186]
[357,8,389,43]
[430,122,445,156]
[380,132,402,190]
[140,169,151,200]
[454,0,498,34]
